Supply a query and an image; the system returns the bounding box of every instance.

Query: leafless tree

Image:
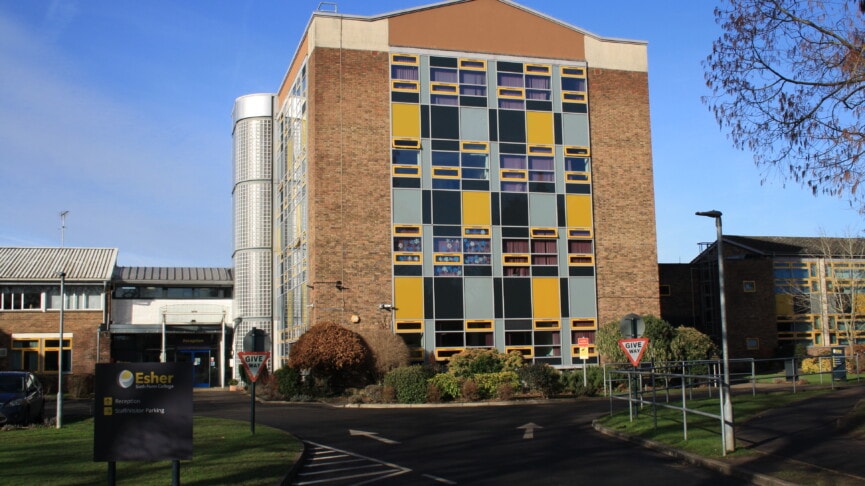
[704,0,865,209]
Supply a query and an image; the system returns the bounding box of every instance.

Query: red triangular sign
[237,352,270,382]
[618,338,649,367]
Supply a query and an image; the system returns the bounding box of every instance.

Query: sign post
[237,351,270,434]
[578,337,590,386]
[94,362,192,486]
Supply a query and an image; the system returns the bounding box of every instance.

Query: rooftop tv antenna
[60,211,69,247]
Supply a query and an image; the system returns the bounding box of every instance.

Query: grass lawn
[596,389,831,458]
[0,416,302,485]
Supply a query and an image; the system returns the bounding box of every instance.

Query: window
[431,66,458,105]
[391,54,419,92]
[743,281,756,292]
[565,148,591,183]
[497,66,525,109]
[500,154,527,192]
[456,58,488,98]
[432,150,461,189]
[11,335,72,373]
[461,142,489,181]
[525,64,551,101]
[463,226,491,266]
[746,337,760,350]
[560,66,587,102]
[567,229,594,266]
[503,238,530,276]
[1,287,43,310]
[394,225,422,264]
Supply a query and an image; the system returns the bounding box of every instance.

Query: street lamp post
[57,272,65,429]
[696,210,735,453]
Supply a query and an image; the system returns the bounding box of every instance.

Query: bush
[426,382,442,403]
[383,366,430,403]
[518,363,562,397]
[273,367,304,399]
[496,382,515,401]
[288,321,373,391]
[428,373,462,401]
[357,328,410,381]
[448,349,505,377]
[801,357,833,374]
[461,379,480,401]
[561,366,605,397]
[473,371,520,399]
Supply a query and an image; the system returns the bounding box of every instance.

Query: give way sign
[618,338,649,367]
[237,352,270,382]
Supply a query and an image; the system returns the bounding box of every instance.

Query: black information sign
[93,362,193,462]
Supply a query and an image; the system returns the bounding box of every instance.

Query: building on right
[660,235,865,359]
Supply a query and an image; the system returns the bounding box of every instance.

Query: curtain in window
[498,99,524,110]
[431,68,457,82]
[504,239,529,253]
[500,182,527,192]
[460,86,486,96]
[500,154,526,169]
[497,73,523,87]
[391,65,418,80]
[569,240,593,253]
[460,71,486,85]
[526,75,550,89]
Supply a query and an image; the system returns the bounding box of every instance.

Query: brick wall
[0,310,108,388]
[659,263,698,327]
[588,67,660,325]
[307,47,394,326]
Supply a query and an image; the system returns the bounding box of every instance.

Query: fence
[602,356,863,455]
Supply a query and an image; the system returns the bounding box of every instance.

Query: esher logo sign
[93,363,193,462]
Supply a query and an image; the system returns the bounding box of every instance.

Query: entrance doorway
[178,350,212,387]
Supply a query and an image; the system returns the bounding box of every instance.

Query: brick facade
[0,310,108,392]
[307,48,394,325]
[588,68,660,324]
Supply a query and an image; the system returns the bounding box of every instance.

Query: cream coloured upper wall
[308,16,389,51]
[584,36,647,72]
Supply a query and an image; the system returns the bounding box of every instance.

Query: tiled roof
[697,236,865,260]
[114,267,233,285]
[727,235,865,256]
[0,247,118,282]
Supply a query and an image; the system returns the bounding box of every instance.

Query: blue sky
[0,0,859,267]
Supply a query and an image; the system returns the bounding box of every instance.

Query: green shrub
[561,366,605,397]
[518,363,562,397]
[448,349,505,377]
[473,371,520,399]
[383,365,430,403]
[273,367,304,399]
[800,357,832,374]
[428,373,462,400]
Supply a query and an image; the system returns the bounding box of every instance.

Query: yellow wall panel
[526,111,554,145]
[392,103,420,138]
[462,191,491,226]
[775,294,793,315]
[532,278,560,318]
[566,195,593,228]
[395,277,424,319]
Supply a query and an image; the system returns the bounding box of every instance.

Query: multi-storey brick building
[660,235,865,359]
[232,0,660,368]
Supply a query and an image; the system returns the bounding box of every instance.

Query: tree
[704,0,865,209]
[813,232,865,350]
[356,327,410,382]
[670,326,718,362]
[288,321,371,389]
[596,316,716,364]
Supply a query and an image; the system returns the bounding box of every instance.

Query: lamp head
[695,210,722,218]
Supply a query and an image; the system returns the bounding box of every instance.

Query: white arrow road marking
[349,429,401,444]
[518,422,543,439]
